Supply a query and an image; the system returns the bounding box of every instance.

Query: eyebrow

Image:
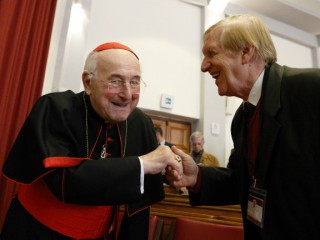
[109,73,141,80]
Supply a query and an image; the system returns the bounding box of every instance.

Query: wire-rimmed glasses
[86,72,147,93]
[104,79,147,93]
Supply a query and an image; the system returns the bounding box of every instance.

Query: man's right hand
[165,145,198,188]
[140,145,183,176]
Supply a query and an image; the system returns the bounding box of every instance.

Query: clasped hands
[140,145,199,188]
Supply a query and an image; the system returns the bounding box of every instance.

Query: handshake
[139,145,199,189]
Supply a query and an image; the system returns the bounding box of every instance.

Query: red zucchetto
[93,42,139,60]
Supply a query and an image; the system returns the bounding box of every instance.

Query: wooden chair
[116,211,163,240]
[166,217,244,240]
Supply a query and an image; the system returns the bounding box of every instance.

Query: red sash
[18,179,113,239]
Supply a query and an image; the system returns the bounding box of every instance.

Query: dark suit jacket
[189,63,320,240]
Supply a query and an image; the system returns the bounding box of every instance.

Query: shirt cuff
[138,157,144,194]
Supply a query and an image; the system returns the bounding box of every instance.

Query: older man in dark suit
[167,14,320,240]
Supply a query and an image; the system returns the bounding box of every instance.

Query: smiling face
[83,49,141,122]
[201,27,252,99]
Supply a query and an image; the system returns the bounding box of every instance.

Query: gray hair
[83,51,99,80]
[204,14,277,64]
[190,131,204,142]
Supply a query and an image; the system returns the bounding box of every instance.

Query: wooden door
[166,121,190,153]
[151,117,191,153]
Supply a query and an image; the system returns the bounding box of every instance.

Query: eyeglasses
[87,72,147,93]
[104,79,147,93]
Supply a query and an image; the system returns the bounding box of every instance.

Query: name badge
[247,187,267,228]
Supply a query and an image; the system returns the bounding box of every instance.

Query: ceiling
[227,0,320,36]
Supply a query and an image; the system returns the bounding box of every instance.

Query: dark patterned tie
[243,101,261,176]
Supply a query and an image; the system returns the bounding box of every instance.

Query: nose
[118,82,133,98]
[201,59,210,72]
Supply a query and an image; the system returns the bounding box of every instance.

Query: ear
[82,72,92,95]
[241,46,255,64]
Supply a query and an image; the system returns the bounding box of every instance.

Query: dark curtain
[0,0,57,231]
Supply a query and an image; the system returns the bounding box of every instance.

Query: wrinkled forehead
[202,27,223,53]
[95,49,141,77]
[192,137,204,143]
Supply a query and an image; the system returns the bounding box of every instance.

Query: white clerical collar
[247,69,265,106]
[160,140,165,145]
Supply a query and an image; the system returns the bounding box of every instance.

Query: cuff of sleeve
[187,166,202,194]
[138,157,144,194]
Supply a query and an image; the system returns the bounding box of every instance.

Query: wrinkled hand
[165,145,198,188]
[140,145,183,175]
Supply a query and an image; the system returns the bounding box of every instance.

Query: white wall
[274,34,313,67]
[44,0,202,120]
[43,0,319,166]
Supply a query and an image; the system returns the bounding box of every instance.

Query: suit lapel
[230,104,250,198]
[255,64,283,187]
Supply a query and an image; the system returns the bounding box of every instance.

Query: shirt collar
[192,150,203,156]
[247,69,265,106]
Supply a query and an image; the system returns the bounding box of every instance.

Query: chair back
[116,211,163,240]
[168,217,244,240]
[149,214,163,240]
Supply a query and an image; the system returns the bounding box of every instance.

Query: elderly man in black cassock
[1,42,182,240]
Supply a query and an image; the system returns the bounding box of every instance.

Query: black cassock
[1,91,164,240]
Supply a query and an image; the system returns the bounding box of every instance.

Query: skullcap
[93,42,139,60]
